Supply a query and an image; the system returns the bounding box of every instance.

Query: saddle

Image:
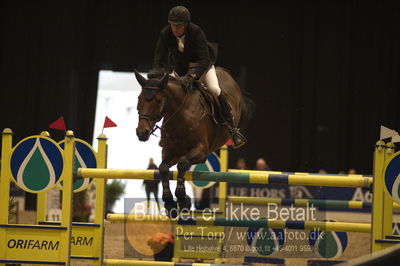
[169,74,223,125]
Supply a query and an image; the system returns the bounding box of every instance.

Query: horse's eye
[154,95,163,104]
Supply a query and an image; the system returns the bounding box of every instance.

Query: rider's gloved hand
[181,74,196,90]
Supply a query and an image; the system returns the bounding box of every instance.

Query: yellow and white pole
[371,140,387,252]
[382,143,395,241]
[59,130,75,264]
[36,131,51,224]
[93,134,108,265]
[0,129,13,266]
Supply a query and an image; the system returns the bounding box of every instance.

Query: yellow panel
[71,225,99,257]
[1,226,65,262]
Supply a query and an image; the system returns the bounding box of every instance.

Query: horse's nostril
[136,128,150,141]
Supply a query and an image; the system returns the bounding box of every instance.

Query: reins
[160,88,189,130]
[142,85,189,137]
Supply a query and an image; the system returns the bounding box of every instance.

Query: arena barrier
[2,128,400,265]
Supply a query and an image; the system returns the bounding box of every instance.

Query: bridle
[138,84,189,136]
[138,113,162,136]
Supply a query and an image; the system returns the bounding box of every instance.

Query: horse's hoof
[162,192,174,203]
[164,200,178,219]
[178,195,192,213]
[175,184,186,199]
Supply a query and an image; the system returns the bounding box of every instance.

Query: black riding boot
[218,94,247,149]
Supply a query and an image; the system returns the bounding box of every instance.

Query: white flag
[391,135,400,143]
[380,125,398,140]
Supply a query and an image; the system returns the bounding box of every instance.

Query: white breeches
[172,64,222,96]
[200,65,221,96]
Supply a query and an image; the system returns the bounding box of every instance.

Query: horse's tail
[239,90,256,130]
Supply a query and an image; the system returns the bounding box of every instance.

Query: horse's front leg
[175,156,192,212]
[176,143,208,212]
[159,151,179,218]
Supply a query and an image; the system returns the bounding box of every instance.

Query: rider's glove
[181,74,197,90]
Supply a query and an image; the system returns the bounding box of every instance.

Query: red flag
[49,116,66,131]
[103,116,117,128]
[225,138,233,146]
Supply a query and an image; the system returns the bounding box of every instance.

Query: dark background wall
[1,0,399,175]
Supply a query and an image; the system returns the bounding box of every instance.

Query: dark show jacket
[152,22,212,78]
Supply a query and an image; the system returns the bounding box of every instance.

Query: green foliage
[8,197,17,223]
[106,180,126,213]
[73,190,91,222]
[7,199,21,266]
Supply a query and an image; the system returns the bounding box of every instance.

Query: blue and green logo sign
[10,136,64,193]
[246,227,285,256]
[189,152,220,189]
[309,221,348,259]
[385,152,400,203]
[59,139,97,192]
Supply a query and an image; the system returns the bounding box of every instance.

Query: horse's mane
[167,75,181,84]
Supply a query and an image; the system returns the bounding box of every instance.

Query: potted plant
[147,232,175,261]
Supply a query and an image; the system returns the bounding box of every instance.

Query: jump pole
[229,168,372,178]
[77,169,372,188]
[227,196,400,210]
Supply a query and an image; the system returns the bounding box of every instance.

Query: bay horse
[134,67,253,217]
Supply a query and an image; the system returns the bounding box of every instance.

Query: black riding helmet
[168,6,191,24]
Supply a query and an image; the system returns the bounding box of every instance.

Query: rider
[148,5,246,149]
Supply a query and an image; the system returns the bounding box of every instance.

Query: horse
[134,67,253,217]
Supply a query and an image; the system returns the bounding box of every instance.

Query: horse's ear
[159,73,169,89]
[134,69,147,87]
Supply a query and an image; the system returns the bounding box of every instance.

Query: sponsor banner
[3,227,63,261]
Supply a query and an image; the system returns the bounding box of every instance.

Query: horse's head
[134,70,169,141]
